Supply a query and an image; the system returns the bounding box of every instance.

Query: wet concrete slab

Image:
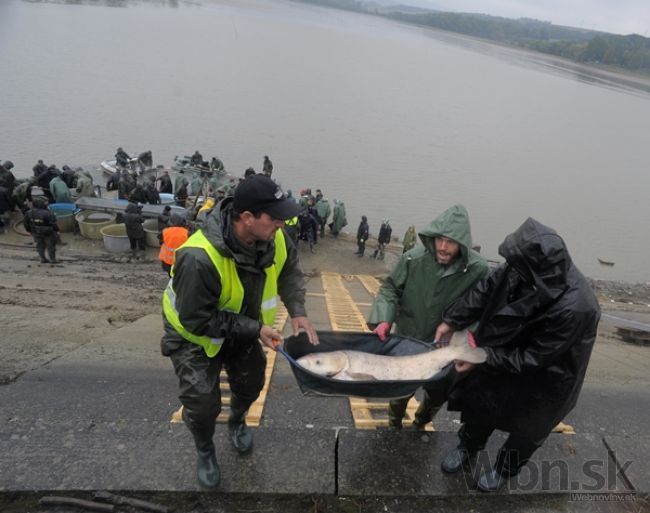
[506,432,628,495]
[337,431,627,497]
[603,435,650,492]
[0,315,178,423]
[0,420,336,494]
[338,430,478,496]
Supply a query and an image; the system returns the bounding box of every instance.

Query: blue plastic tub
[49,203,80,232]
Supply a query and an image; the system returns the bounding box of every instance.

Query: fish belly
[341,351,448,381]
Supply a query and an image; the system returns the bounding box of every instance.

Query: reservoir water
[1,0,649,282]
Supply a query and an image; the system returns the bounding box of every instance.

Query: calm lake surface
[1,0,649,282]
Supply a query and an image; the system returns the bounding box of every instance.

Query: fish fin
[344,371,378,381]
[455,347,488,364]
[448,330,486,364]
[448,329,470,349]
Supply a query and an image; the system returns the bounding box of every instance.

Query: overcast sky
[410,0,649,36]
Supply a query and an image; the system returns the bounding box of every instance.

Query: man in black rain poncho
[435,218,600,492]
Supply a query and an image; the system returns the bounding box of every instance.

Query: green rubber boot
[228,409,253,454]
[196,445,221,489]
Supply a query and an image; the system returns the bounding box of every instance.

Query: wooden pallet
[356,274,382,297]
[321,272,370,332]
[349,397,434,431]
[171,303,288,426]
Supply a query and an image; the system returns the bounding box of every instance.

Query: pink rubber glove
[373,322,391,342]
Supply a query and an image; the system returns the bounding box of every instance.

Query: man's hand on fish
[434,322,455,346]
[454,360,477,373]
[291,316,319,345]
[259,325,284,350]
[372,322,391,342]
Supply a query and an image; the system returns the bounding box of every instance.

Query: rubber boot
[228,408,253,454]
[443,422,493,474]
[190,424,221,489]
[413,405,440,431]
[477,434,543,492]
[387,397,409,430]
[37,249,48,264]
[196,443,220,489]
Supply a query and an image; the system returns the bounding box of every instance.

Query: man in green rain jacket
[367,204,488,429]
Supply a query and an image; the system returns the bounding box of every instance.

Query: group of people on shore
[0,158,96,232]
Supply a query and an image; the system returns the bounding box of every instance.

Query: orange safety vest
[158,226,190,265]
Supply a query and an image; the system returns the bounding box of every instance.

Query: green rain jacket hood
[367,204,488,341]
[418,204,474,270]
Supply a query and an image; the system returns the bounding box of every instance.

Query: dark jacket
[144,182,161,205]
[129,184,147,204]
[123,203,145,239]
[442,218,600,438]
[378,222,392,244]
[24,203,59,235]
[356,217,369,242]
[0,186,12,214]
[161,197,307,355]
[157,174,173,194]
[0,166,16,192]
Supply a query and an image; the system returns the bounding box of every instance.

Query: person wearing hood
[123,202,146,260]
[115,147,131,170]
[355,215,369,257]
[315,194,331,238]
[262,155,273,177]
[156,170,173,194]
[61,165,76,189]
[367,205,488,430]
[402,225,417,253]
[144,178,161,205]
[174,169,189,194]
[161,174,318,490]
[48,173,72,204]
[0,160,17,193]
[158,213,189,276]
[435,218,600,492]
[190,150,203,167]
[329,199,347,236]
[24,197,59,263]
[372,219,392,260]
[75,169,95,198]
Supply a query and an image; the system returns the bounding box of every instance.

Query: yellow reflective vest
[162,228,288,357]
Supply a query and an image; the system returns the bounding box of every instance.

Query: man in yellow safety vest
[161,174,319,489]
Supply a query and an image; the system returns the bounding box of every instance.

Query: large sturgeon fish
[296,330,486,381]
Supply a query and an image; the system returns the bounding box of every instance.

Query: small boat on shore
[100,158,140,175]
[598,258,615,266]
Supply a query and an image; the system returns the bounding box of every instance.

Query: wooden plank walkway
[356,274,382,297]
[321,272,369,332]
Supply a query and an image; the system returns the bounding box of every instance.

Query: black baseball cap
[233,175,300,220]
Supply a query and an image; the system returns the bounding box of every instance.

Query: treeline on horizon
[296,0,650,74]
